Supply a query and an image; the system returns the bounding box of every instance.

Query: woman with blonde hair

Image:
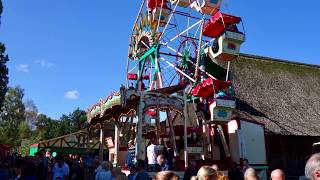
[155,171,179,180]
[215,171,228,180]
[196,166,217,180]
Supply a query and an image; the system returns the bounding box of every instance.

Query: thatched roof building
[227,54,319,177]
[231,54,320,136]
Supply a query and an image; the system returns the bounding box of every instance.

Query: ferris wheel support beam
[183,92,189,170]
[156,0,165,32]
[226,61,230,81]
[136,92,144,160]
[155,57,164,89]
[126,0,146,88]
[194,20,204,80]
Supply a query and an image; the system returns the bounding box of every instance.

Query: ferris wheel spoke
[141,40,151,49]
[162,68,177,87]
[155,0,165,32]
[128,64,138,73]
[172,13,184,45]
[168,73,178,86]
[187,14,206,52]
[164,19,203,45]
[161,43,183,57]
[201,38,216,49]
[159,0,180,41]
[160,57,196,83]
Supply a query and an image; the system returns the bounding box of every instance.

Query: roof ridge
[240,53,320,69]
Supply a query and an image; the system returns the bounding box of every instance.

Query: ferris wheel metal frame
[125,0,227,92]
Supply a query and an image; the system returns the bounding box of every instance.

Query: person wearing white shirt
[147,139,159,171]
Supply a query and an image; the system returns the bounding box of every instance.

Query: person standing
[51,155,70,180]
[146,139,159,171]
[95,161,112,180]
[126,140,136,168]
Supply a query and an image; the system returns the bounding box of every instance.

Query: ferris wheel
[126,0,245,94]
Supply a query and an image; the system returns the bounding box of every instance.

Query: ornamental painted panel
[142,92,184,113]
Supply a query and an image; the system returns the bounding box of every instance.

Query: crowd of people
[1,150,320,180]
[0,150,91,180]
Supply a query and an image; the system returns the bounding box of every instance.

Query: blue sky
[0,0,319,119]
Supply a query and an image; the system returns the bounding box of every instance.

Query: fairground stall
[29,129,108,156]
[86,0,267,178]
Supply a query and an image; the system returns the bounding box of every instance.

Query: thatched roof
[231,54,320,136]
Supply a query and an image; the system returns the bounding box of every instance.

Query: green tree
[56,108,87,135]
[25,99,38,131]
[0,0,9,111]
[34,114,56,140]
[0,86,27,147]
[0,0,3,21]
[68,108,87,131]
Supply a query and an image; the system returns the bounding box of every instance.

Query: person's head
[305,153,320,180]
[150,138,155,145]
[270,169,285,180]
[46,151,51,158]
[243,159,249,166]
[101,161,110,171]
[216,171,228,180]
[191,176,198,180]
[155,171,179,180]
[157,154,165,165]
[244,168,258,180]
[197,166,217,180]
[56,155,65,167]
[128,140,133,147]
[159,138,164,145]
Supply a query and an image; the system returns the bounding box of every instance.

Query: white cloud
[64,90,80,100]
[35,60,54,68]
[17,64,30,72]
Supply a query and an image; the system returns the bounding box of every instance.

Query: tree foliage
[0,86,88,155]
[0,0,3,21]
[25,99,38,131]
[0,0,9,111]
[0,87,26,147]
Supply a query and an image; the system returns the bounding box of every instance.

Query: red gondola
[203,12,242,38]
[192,77,231,98]
[148,0,168,10]
[128,73,150,80]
